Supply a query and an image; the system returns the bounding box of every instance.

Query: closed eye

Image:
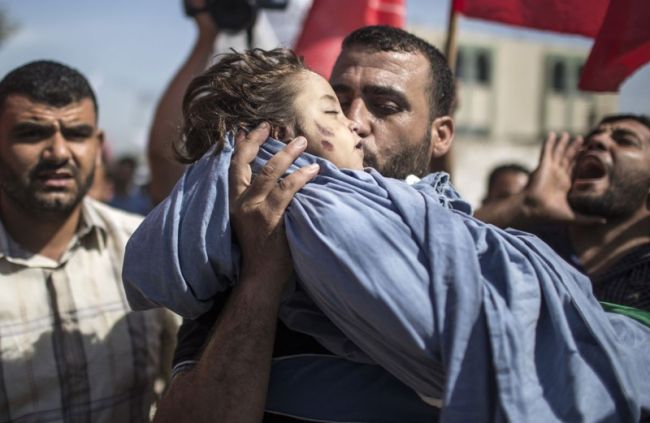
[372,101,401,114]
[325,110,339,115]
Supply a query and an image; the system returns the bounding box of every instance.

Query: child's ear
[272,124,295,142]
[271,125,285,140]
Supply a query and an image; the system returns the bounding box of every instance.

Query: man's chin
[32,192,82,215]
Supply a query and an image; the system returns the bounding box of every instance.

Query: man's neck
[0,194,83,262]
[568,209,650,278]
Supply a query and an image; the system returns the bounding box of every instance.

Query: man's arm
[474,132,604,229]
[148,1,219,206]
[152,125,319,422]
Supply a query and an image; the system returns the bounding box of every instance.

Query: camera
[186,0,289,33]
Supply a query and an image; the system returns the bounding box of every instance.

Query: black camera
[185,0,289,33]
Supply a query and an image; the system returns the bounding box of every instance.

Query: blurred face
[292,71,364,170]
[330,46,435,179]
[569,119,650,218]
[0,95,103,219]
[483,170,529,205]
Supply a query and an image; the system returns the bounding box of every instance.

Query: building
[411,27,619,206]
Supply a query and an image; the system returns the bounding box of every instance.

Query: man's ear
[429,116,454,158]
[95,130,105,167]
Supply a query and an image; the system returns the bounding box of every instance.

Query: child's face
[293,71,364,170]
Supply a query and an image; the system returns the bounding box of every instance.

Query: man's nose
[344,99,371,137]
[584,133,608,152]
[42,131,71,163]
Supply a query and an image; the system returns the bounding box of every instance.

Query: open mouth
[574,156,606,181]
[355,140,363,150]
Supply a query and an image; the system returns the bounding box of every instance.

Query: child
[123,48,650,421]
[175,48,364,172]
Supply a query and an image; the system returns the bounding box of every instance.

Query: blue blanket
[123,133,650,422]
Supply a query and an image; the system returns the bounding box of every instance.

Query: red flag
[452,0,609,38]
[579,0,650,91]
[294,0,404,79]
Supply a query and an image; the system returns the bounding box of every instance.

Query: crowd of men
[0,1,648,422]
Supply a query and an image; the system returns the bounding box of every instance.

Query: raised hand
[185,0,219,38]
[525,132,605,225]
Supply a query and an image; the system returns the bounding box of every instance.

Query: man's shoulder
[83,198,144,237]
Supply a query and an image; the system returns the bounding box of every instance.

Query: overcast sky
[0,0,648,156]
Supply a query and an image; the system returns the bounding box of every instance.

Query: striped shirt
[532,223,650,311]
[0,199,178,422]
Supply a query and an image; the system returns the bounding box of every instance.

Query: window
[455,50,465,80]
[576,63,585,89]
[455,46,493,86]
[476,52,491,85]
[552,61,566,92]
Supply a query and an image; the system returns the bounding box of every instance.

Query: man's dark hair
[341,25,455,120]
[598,113,650,130]
[0,60,98,117]
[487,163,530,193]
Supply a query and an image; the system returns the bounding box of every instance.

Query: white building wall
[410,27,618,207]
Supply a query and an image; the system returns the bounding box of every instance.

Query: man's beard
[569,170,650,219]
[363,126,432,180]
[0,159,95,220]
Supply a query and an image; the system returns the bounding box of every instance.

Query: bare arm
[152,125,319,422]
[474,132,604,229]
[148,2,219,206]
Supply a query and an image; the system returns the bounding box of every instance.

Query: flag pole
[430,1,459,178]
[445,4,459,73]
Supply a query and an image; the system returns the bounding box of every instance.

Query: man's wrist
[238,265,291,303]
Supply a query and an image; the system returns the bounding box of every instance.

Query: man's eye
[16,129,47,140]
[336,97,350,110]
[373,102,400,114]
[63,128,93,141]
[18,130,41,137]
[618,137,637,147]
[66,132,90,140]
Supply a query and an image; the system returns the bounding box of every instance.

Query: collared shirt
[0,198,178,423]
[531,223,650,311]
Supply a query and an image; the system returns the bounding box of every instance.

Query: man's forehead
[597,119,650,139]
[1,94,97,125]
[330,46,430,91]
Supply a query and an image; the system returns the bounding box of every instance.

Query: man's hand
[153,124,319,423]
[524,132,605,225]
[229,123,320,292]
[475,132,606,229]
[185,0,219,39]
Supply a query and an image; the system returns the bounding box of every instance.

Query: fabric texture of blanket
[123,133,650,422]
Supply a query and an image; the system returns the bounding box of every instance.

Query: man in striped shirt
[0,60,178,422]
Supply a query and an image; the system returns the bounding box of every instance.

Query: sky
[0,0,648,156]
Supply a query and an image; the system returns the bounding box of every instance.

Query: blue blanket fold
[123,132,650,422]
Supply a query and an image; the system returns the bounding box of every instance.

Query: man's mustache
[29,162,78,179]
[362,145,378,169]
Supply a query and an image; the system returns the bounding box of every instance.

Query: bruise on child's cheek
[316,122,335,137]
[321,140,334,152]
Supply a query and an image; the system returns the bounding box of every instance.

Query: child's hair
[176,48,308,164]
